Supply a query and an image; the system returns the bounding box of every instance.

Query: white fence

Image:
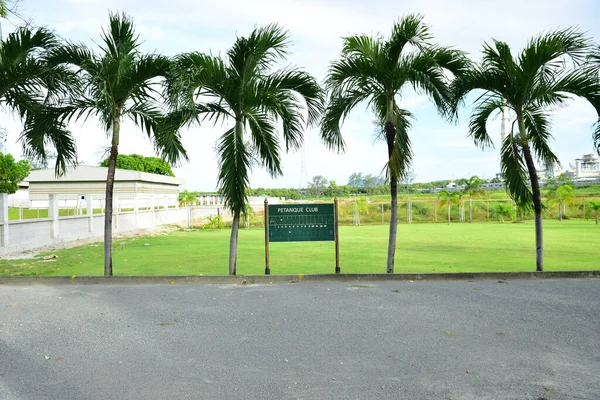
[0,193,224,255]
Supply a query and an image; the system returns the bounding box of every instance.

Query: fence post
[151,195,156,226]
[49,194,59,239]
[0,193,8,247]
[114,194,120,231]
[86,194,93,232]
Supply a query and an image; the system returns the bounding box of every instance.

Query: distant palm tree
[453,28,600,271]
[50,13,188,276]
[549,184,575,221]
[588,200,600,224]
[438,190,461,225]
[463,175,486,223]
[172,25,324,275]
[1,26,77,173]
[322,14,469,273]
[179,190,198,207]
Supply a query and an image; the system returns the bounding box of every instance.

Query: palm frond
[227,24,289,77]
[19,106,77,176]
[341,34,383,62]
[387,109,414,181]
[468,97,502,149]
[385,14,431,60]
[594,120,600,154]
[522,105,560,168]
[217,125,250,214]
[500,138,533,209]
[519,27,591,73]
[152,112,189,166]
[246,111,281,176]
[321,90,370,151]
[100,12,140,59]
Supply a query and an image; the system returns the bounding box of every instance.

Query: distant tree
[0,154,30,194]
[308,175,329,197]
[438,190,461,225]
[363,174,384,194]
[401,168,416,193]
[549,184,576,221]
[588,200,600,224]
[347,172,364,189]
[351,197,369,226]
[100,154,175,176]
[179,190,198,207]
[463,175,487,222]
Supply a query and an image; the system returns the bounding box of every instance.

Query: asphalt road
[1,279,599,399]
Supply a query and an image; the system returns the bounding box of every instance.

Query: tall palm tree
[453,28,600,271]
[1,26,77,173]
[463,175,486,223]
[322,14,469,273]
[49,13,188,276]
[172,25,323,275]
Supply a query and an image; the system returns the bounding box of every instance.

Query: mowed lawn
[1,220,598,276]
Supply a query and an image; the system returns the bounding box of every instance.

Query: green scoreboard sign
[268,204,335,242]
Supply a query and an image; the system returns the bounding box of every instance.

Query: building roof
[26,165,183,186]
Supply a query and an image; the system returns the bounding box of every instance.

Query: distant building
[539,153,600,183]
[17,165,183,209]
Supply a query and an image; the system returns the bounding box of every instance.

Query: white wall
[0,205,226,255]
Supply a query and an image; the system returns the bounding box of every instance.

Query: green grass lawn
[1,220,598,276]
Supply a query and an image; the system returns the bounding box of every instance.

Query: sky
[1,0,599,190]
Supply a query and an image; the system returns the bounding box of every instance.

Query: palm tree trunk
[387,178,398,273]
[559,203,562,221]
[596,211,598,225]
[447,203,451,225]
[228,211,240,275]
[385,113,397,274]
[469,197,472,223]
[522,144,543,272]
[104,115,120,277]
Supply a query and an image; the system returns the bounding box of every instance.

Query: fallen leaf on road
[44,355,51,360]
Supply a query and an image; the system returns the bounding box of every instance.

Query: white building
[23,165,183,209]
[539,153,600,183]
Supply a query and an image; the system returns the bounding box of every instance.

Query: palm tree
[588,200,600,225]
[172,25,323,275]
[438,190,461,225]
[179,190,198,207]
[463,175,486,222]
[452,28,600,271]
[549,184,575,221]
[322,14,469,273]
[49,13,188,276]
[1,26,77,173]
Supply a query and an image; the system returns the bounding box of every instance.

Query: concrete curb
[1,270,599,285]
